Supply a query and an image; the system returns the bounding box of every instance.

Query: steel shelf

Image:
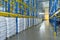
[0,12,37,18]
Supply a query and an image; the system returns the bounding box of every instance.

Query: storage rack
[0,0,38,18]
[49,0,60,36]
[0,0,42,39]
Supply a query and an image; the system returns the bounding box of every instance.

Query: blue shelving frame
[15,0,19,34]
[49,0,58,35]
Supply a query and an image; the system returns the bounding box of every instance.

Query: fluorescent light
[39,13,44,15]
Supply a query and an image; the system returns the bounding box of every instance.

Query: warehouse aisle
[7,21,57,40]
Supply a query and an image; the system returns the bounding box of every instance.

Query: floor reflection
[7,21,60,40]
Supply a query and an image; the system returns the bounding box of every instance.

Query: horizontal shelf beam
[0,12,37,18]
[57,16,60,18]
[50,9,60,19]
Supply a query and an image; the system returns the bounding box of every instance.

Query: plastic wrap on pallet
[35,19,36,25]
[31,18,33,26]
[37,19,39,24]
[31,18,32,26]
[23,18,27,30]
[30,18,33,27]
[0,16,6,40]
[30,18,32,27]
[34,18,35,25]
[17,18,30,33]
[36,19,38,25]
[29,18,31,27]
[38,19,40,24]
[24,18,27,30]
[36,19,37,25]
[21,18,24,30]
[6,17,16,38]
[18,18,24,33]
[26,18,29,28]
[33,18,34,25]
[32,18,33,26]
[27,18,30,27]
[34,18,36,25]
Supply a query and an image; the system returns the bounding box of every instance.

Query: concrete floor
[7,21,60,40]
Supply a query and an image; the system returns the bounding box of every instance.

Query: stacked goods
[29,18,31,27]
[21,18,24,30]
[37,19,39,24]
[34,18,36,25]
[6,17,16,38]
[30,18,31,27]
[32,18,34,26]
[26,18,29,28]
[36,19,38,25]
[37,19,40,24]
[0,16,6,40]
[17,18,31,33]
[29,18,34,27]
[30,18,33,27]
[31,18,33,26]
[28,18,30,27]
[17,18,21,33]
[17,18,24,33]
[36,18,38,25]
[24,18,28,30]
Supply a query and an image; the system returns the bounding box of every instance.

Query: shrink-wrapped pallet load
[6,17,16,38]
[0,16,7,40]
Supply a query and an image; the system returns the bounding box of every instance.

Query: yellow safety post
[53,32,57,40]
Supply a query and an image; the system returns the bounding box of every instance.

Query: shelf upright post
[21,0,24,15]
[7,0,10,12]
[53,0,58,36]
[49,0,58,36]
[36,0,38,17]
[10,0,14,13]
[2,0,5,12]
[26,0,30,27]
[19,1,22,14]
[15,0,19,13]
[34,0,36,17]
[32,0,34,16]
[32,0,34,25]
[19,3,21,14]
[15,0,19,34]
[49,0,53,23]
[49,0,52,16]
[5,0,8,12]
[26,0,29,16]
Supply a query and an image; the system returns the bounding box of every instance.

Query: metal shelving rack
[49,0,60,36]
[0,0,38,18]
[0,0,40,38]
